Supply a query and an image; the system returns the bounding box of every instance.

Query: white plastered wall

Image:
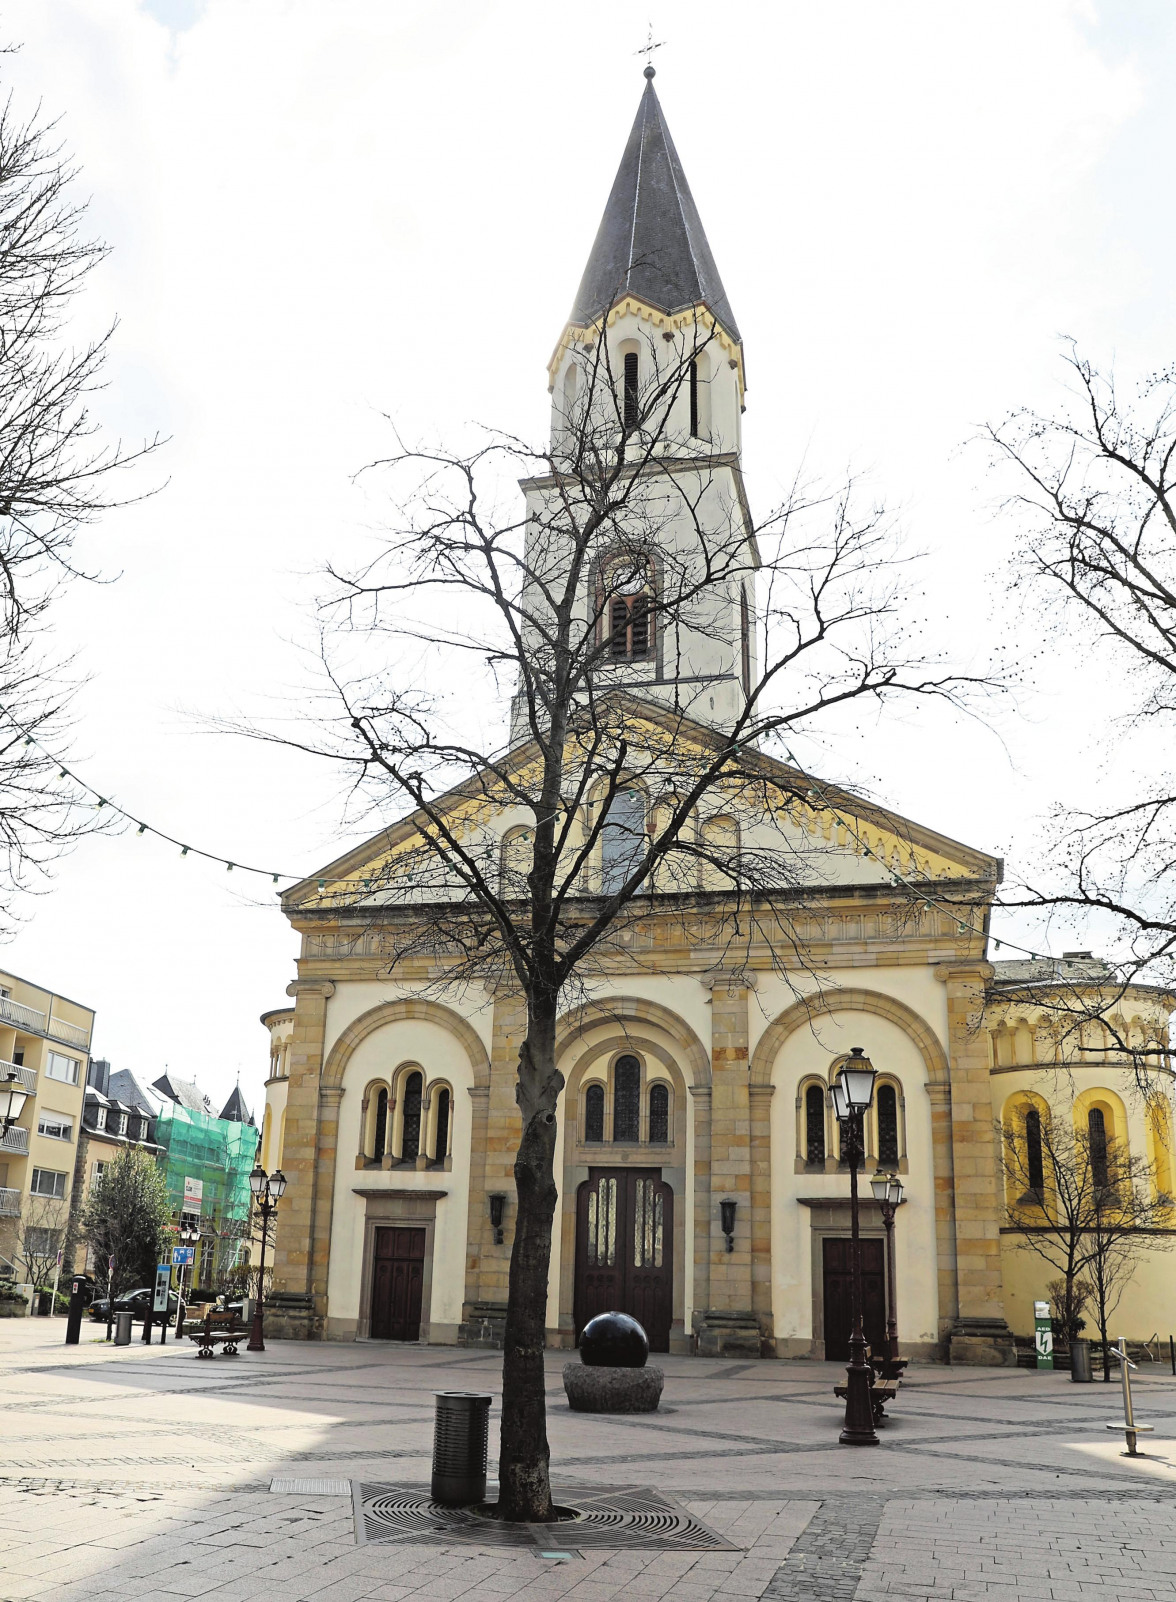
[767,999,943,1350]
[325,1013,476,1336]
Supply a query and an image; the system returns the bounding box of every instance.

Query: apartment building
[0,968,95,1283]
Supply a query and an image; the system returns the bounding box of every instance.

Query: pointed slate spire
[569,67,740,343]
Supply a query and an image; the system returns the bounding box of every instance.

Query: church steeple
[569,67,740,345]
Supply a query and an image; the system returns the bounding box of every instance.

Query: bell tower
[512,68,757,745]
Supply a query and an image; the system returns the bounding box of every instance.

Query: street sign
[171,1247,195,1267]
[1034,1300,1054,1370]
[183,1177,203,1215]
[153,1264,171,1314]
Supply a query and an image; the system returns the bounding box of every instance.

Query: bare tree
[273,319,991,1520]
[988,349,1176,1075]
[14,1191,70,1290]
[1001,1098,1170,1378]
[0,62,158,923]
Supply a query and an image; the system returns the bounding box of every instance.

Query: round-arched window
[613,1055,641,1142]
[648,1082,669,1144]
[584,1083,605,1143]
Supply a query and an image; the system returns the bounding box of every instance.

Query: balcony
[0,1125,27,1153]
[0,1061,34,1094]
[0,1187,20,1216]
[0,996,45,1033]
[47,1016,89,1049]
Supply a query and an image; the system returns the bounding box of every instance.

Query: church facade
[262,74,1175,1364]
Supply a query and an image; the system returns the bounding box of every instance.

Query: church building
[262,72,1175,1364]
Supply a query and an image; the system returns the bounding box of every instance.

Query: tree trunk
[496,1006,562,1521]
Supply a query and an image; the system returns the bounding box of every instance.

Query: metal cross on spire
[636,23,665,75]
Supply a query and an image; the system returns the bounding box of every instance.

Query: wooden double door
[822,1236,886,1361]
[370,1226,425,1341]
[574,1169,673,1352]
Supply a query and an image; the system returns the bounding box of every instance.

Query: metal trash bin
[1070,1338,1093,1383]
[114,1310,133,1346]
[431,1391,492,1505]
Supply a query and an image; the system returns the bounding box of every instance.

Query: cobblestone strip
[764,1496,885,1601]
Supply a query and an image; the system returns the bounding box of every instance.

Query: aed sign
[1034,1299,1054,1370]
[153,1264,171,1314]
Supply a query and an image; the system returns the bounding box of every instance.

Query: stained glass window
[613,1055,640,1142]
[434,1088,450,1162]
[877,1084,899,1166]
[374,1088,388,1160]
[649,1083,669,1144]
[584,1083,604,1142]
[805,1085,826,1164]
[401,1071,423,1161]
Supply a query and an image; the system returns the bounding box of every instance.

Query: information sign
[171,1246,195,1267]
[183,1177,203,1214]
[1034,1299,1054,1369]
[153,1264,171,1314]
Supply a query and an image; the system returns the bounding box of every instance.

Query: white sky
[2,0,1173,1112]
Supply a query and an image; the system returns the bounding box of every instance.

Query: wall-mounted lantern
[719,1197,737,1253]
[489,1193,506,1245]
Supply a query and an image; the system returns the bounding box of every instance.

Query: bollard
[114,1310,133,1346]
[64,1275,92,1347]
[430,1392,493,1505]
[1170,1334,1174,1377]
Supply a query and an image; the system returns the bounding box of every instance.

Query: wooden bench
[834,1380,898,1423]
[185,1310,246,1358]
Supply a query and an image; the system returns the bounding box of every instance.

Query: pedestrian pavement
[2,1319,1176,1601]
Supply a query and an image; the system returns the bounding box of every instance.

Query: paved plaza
[3,1322,1176,1601]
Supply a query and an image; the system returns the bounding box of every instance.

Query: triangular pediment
[284,696,998,914]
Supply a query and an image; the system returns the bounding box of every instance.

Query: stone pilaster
[268,978,334,1339]
[694,974,760,1357]
[749,1083,775,1332]
[925,1080,959,1346]
[458,990,523,1344]
[937,961,1015,1366]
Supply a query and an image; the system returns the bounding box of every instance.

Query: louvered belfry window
[601,554,653,662]
[623,350,640,430]
[610,592,651,660]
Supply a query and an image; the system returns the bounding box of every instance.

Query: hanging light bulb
[137,823,147,835]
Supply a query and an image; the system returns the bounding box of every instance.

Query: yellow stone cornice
[547,297,746,401]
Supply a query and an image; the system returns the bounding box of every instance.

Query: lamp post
[0,1068,28,1132]
[247,1166,286,1352]
[174,1220,200,1336]
[831,1047,879,1447]
[870,1171,904,1365]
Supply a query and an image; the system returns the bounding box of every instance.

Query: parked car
[87,1286,180,1323]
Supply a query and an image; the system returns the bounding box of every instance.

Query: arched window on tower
[805,1084,826,1165]
[1025,1108,1044,1194]
[601,790,646,892]
[585,1083,605,1143]
[648,1082,669,1144]
[401,1071,423,1161]
[433,1087,451,1164]
[876,1084,899,1167]
[599,553,654,663]
[1088,1106,1109,1191]
[613,1055,641,1142]
[374,1087,389,1161]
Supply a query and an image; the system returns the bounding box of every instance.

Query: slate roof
[568,69,740,343]
[151,1071,210,1114]
[109,1068,163,1117]
[219,1083,254,1127]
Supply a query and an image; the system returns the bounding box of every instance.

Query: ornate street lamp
[247,1166,287,1353]
[870,1171,905,1365]
[0,1068,28,1132]
[832,1047,879,1446]
[174,1218,201,1335]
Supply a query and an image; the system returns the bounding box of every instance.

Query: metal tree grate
[354,1480,739,1552]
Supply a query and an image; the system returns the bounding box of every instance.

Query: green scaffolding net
[153,1104,258,1287]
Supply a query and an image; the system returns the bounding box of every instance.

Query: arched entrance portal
[574,1169,673,1352]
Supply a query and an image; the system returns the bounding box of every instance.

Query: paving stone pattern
[4,1320,1176,1600]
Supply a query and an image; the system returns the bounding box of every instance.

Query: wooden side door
[822,1236,886,1361]
[574,1169,673,1353]
[370,1226,426,1341]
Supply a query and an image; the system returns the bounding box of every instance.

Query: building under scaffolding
[153,1091,259,1290]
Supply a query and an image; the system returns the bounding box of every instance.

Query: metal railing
[0,1061,34,1093]
[0,1125,27,1153]
[46,1016,89,1049]
[0,1187,20,1216]
[0,996,45,1033]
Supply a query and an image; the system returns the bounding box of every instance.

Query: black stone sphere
[579,1311,649,1368]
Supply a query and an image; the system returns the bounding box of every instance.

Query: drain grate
[270,1477,351,1497]
[355,1480,738,1552]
